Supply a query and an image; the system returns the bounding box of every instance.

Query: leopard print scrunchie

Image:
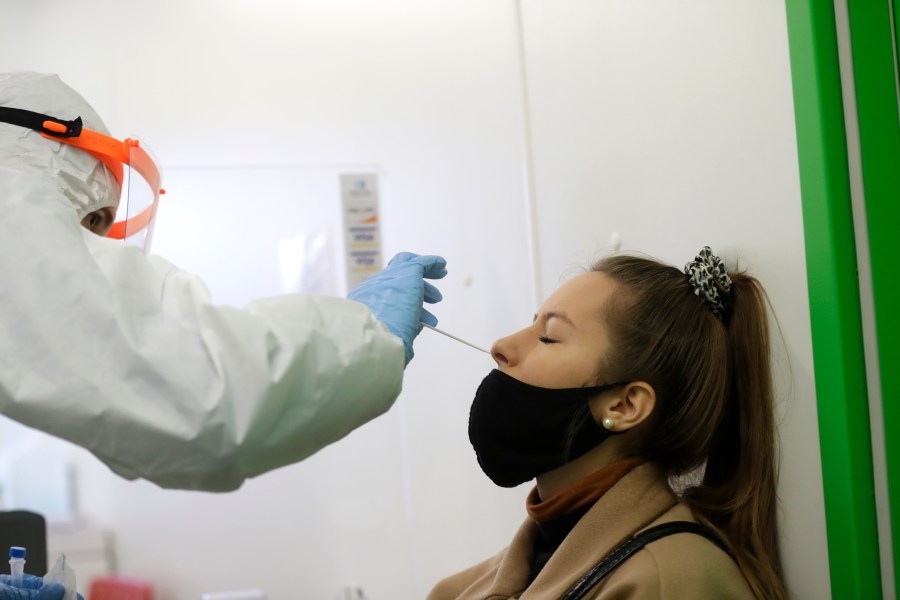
[684,247,733,320]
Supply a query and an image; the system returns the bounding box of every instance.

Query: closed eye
[538,336,558,344]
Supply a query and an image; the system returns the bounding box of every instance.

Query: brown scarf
[526,456,644,524]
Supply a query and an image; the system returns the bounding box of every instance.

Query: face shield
[0,106,165,252]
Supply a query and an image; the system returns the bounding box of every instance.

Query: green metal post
[846,0,900,589]
[783,0,882,597]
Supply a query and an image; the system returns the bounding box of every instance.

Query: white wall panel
[520,1,826,598]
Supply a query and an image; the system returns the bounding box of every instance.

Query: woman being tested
[430,248,786,599]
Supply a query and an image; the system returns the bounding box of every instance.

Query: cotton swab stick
[421,323,490,354]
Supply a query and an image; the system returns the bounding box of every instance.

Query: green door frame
[846,0,900,591]
[785,0,899,597]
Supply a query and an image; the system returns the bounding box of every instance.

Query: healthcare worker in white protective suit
[0,71,447,493]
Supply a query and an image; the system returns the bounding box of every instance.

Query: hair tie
[684,247,733,320]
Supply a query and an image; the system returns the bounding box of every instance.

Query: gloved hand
[348,252,448,365]
[0,574,82,600]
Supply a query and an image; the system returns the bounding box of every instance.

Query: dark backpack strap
[560,521,728,600]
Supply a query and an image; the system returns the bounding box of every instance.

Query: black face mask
[468,369,624,488]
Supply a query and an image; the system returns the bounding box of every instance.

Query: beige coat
[428,463,755,599]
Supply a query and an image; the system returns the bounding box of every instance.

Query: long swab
[421,323,490,354]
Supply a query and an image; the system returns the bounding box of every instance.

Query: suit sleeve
[0,169,405,491]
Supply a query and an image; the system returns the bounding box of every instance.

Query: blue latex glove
[0,574,81,600]
[348,252,448,365]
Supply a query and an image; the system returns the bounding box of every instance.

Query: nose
[491,334,517,368]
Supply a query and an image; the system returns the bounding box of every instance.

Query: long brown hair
[592,253,786,599]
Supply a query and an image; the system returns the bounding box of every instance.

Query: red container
[89,576,154,600]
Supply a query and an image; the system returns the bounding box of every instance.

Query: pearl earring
[602,418,615,430]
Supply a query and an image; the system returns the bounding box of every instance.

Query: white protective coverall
[0,72,405,491]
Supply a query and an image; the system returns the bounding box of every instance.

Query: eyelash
[538,335,558,344]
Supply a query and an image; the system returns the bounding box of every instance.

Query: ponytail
[593,255,787,599]
[685,274,786,600]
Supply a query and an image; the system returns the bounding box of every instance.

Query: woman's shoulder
[425,550,507,600]
[594,503,755,599]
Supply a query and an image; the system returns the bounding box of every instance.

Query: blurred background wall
[0,1,829,598]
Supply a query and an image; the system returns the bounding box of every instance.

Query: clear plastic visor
[107,139,163,252]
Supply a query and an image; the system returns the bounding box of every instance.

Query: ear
[588,382,656,432]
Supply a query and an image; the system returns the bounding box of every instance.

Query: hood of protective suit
[0,71,119,219]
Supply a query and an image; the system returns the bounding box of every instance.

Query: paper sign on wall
[340,173,383,290]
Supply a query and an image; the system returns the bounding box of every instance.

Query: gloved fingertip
[425,267,449,280]
[414,255,448,273]
[34,583,67,600]
[423,282,443,303]
[7,574,45,591]
[387,252,418,266]
[420,309,438,327]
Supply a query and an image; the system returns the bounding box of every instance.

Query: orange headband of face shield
[39,120,166,241]
[0,106,165,243]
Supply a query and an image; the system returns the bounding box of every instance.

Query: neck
[535,438,627,500]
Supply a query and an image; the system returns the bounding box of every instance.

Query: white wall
[0,1,827,598]
[519,3,827,598]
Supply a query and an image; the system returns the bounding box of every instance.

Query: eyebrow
[533,311,576,327]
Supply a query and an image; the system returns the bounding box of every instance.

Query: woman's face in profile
[490,271,617,390]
